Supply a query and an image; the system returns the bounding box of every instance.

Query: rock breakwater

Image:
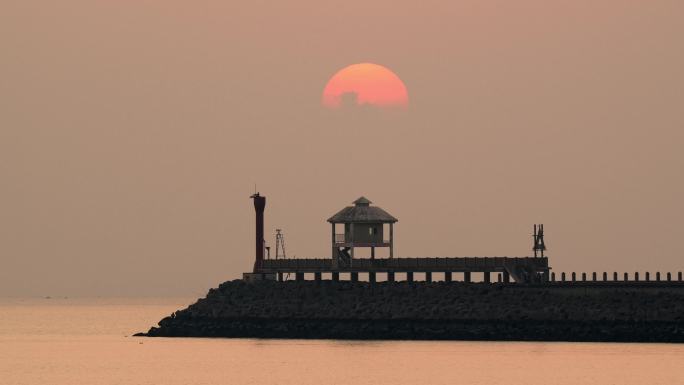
[141,280,684,342]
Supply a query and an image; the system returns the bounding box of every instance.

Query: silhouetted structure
[146,195,684,342]
[244,193,276,281]
[246,194,550,283]
[251,193,265,271]
[328,197,398,268]
[533,224,546,257]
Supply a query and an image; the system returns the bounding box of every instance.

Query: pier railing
[548,271,684,285]
[333,234,392,246]
[257,257,683,286]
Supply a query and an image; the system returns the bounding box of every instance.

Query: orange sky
[1,0,683,296]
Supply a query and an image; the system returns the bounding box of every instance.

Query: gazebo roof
[327,197,398,224]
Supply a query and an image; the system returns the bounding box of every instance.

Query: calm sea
[1,297,683,385]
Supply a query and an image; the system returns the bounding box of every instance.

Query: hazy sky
[2,0,683,296]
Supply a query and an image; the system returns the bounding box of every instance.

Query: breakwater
[141,280,684,342]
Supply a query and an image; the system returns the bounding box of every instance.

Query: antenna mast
[275,229,287,259]
[532,224,547,258]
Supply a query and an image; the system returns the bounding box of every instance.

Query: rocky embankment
[141,280,684,342]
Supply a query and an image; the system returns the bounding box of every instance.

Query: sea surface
[2,297,684,385]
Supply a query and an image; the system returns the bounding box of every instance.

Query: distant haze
[1,1,683,296]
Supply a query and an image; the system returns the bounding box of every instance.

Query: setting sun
[322,63,409,109]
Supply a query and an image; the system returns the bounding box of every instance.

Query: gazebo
[327,197,398,268]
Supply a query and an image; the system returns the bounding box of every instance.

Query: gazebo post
[350,222,355,260]
[390,223,394,259]
[331,222,336,259]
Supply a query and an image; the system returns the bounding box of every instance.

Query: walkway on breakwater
[258,257,549,283]
[257,257,681,286]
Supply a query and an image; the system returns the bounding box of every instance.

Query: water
[2,298,684,385]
